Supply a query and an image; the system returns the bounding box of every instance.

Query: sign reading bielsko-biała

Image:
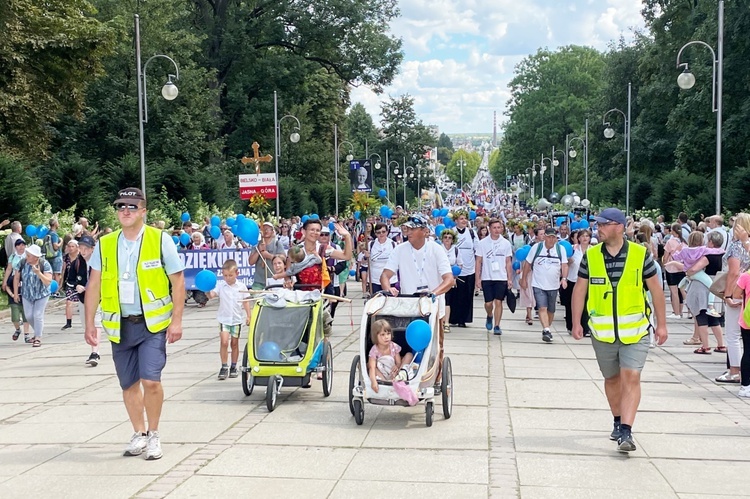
[239,173,277,199]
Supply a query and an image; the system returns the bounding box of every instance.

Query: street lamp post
[273,91,300,217]
[333,125,354,217]
[541,156,554,198]
[532,161,545,199]
[135,14,179,200]
[551,147,565,194]
[676,0,723,215]
[388,160,400,204]
[402,166,415,208]
[370,153,383,194]
[603,82,632,214]
[456,151,466,191]
[567,128,587,198]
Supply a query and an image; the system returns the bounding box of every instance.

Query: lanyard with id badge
[489,240,502,273]
[412,246,429,293]
[119,226,144,304]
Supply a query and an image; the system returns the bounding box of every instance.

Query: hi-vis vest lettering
[585,242,650,344]
[99,226,173,343]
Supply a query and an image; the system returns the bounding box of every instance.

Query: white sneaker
[706,308,722,318]
[145,430,163,460]
[123,432,148,456]
[738,386,750,399]
[666,313,682,319]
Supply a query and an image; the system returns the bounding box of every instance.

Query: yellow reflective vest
[585,241,650,344]
[99,226,173,343]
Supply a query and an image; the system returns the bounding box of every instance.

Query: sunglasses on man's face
[116,204,140,212]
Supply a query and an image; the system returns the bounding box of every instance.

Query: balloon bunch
[570,219,590,230]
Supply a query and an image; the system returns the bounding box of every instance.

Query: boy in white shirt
[475,219,514,335]
[206,259,252,379]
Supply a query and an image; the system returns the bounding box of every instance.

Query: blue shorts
[111,320,167,390]
[481,280,508,303]
[49,256,63,273]
[533,287,558,313]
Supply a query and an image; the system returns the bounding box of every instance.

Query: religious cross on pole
[241,141,273,174]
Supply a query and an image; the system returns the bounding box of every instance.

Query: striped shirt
[578,240,657,287]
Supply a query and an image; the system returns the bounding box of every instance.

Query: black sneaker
[610,422,621,441]
[218,366,229,380]
[617,430,636,452]
[542,330,553,343]
[61,324,72,330]
[493,326,502,336]
[485,316,492,331]
[228,367,239,378]
[86,352,100,367]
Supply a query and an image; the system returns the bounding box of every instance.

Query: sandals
[693,347,712,355]
[31,338,41,348]
[12,330,20,341]
[525,318,533,326]
[715,372,740,383]
[714,346,728,353]
[443,324,451,334]
[683,338,702,345]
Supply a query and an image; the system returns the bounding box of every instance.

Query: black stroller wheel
[441,357,453,419]
[266,375,279,412]
[353,399,364,425]
[322,341,333,397]
[241,347,254,396]
[348,354,361,415]
[425,401,434,427]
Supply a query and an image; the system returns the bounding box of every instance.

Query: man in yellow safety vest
[84,187,185,461]
[571,207,667,453]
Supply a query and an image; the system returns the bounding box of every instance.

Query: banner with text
[179,248,256,290]
[239,173,278,200]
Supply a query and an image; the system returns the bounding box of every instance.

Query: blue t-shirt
[19,258,53,301]
[88,230,184,317]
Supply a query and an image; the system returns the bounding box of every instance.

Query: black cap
[544,227,557,236]
[79,235,96,248]
[114,187,146,206]
[14,238,26,246]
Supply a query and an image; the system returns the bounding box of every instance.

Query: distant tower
[493,111,497,148]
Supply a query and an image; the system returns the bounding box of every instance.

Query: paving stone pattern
[0,287,749,498]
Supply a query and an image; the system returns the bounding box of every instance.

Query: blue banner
[178,248,256,290]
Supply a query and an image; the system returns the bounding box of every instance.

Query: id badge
[119,281,136,305]
[490,261,500,272]
[416,285,428,292]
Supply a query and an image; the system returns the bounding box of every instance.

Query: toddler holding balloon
[205,259,252,380]
[368,319,402,393]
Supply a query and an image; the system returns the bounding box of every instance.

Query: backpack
[43,234,56,259]
[530,242,562,269]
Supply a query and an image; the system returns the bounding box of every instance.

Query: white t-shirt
[369,238,398,284]
[444,244,463,268]
[476,235,513,281]
[567,248,583,282]
[454,227,476,275]
[384,241,451,295]
[388,225,402,242]
[525,242,564,291]
[215,279,249,326]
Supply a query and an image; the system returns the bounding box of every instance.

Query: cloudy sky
[351,0,645,134]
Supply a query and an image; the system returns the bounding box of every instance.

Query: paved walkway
[1,287,749,498]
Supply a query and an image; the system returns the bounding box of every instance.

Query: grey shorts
[532,287,558,313]
[111,320,167,390]
[591,334,650,379]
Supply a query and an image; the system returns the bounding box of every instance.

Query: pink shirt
[737,272,750,329]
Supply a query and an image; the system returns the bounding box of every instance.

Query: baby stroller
[240,288,333,411]
[348,293,453,427]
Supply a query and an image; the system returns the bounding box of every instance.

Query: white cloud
[352,0,645,133]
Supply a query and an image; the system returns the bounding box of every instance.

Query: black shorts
[665,271,686,287]
[481,280,508,303]
[695,311,722,327]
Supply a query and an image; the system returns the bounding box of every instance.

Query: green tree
[0,0,113,157]
[446,150,481,187]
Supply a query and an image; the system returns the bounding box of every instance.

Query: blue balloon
[236,213,246,221]
[180,233,190,246]
[516,245,531,262]
[349,269,356,276]
[444,217,455,228]
[237,218,259,244]
[181,212,190,222]
[195,269,217,292]
[556,217,565,227]
[560,240,574,258]
[49,280,59,294]
[570,221,581,231]
[380,205,389,217]
[25,225,37,237]
[379,189,387,198]
[310,213,319,220]
[440,208,449,217]
[210,215,221,227]
[579,220,590,229]
[432,209,440,217]
[210,226,221,240]
[301,215,309,224]
[512,261,521,271]
[172,235,179,244]
[435,224,446,237]
[36,225,49,238]
[451,265,461,276]
[569,212,575,219]
[354,211,361,220]
[469,210,477,221]
[257,341,282,361]
[406,319,431,351]
[226,217,236,227]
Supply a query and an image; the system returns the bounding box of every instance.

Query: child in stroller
[368,319,402,393]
